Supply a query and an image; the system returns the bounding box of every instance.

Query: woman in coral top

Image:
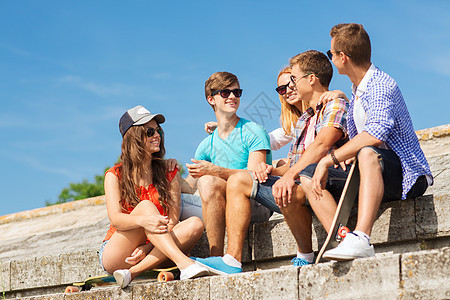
[100,105,209,288]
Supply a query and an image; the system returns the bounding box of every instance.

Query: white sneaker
[323,232,375,261]
[180,262,210,280]
[113,269,132,288]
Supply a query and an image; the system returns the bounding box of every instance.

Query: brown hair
[277,67,308,136]
[330,23,371,66]
[289,50,333,88]
[118,125,172,214]
[204,72,240,110]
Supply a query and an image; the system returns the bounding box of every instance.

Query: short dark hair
[289,50,333,88]
[330,23,371,66]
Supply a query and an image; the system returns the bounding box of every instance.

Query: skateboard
[315,159,360,263]
[64,266,179,293]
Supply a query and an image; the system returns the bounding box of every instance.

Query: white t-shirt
[269,127,293,150]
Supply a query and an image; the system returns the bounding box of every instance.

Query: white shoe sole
[323,252,374,261]
[194,261,228,276]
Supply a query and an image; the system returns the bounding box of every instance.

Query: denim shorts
[180,193,203,221]
[98,240,112,275]
[300,146,428,203]
[250,175,281,214]
[299,164,350,202]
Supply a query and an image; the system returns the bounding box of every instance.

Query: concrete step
[11,248,450,299]
[1,193,448,299]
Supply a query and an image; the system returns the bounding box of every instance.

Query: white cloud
[151,72,172,79]
[15,154,73,178]
[429,56,450,77]
[55,75,136,97]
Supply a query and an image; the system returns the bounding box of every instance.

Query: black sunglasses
[146,126,163,137]
[211,88,243,98]
[326,50,352,60]
[275,82,293,95]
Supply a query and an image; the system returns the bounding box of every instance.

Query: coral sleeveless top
[103,163,178,242]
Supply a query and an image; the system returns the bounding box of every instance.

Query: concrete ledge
[11,256,61,291]
[1,261,10,292]
[299,255,400,299]
[210,267,299,299]
[416,194,450,239]
[65,286,132,300]
[0,196,106,225]
[133,277,210,300]
[2,193,449,294]
[416,124,450,141]
[401,247,450,299]
[250,195,449,263]
[7,249,450,299]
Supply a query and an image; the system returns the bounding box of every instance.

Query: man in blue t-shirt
[186,71,272,257]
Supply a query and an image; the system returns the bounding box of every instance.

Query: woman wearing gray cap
[99,105,209,288]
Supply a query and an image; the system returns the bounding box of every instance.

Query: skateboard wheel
[65,286,80,293]
[338,226,349,238]
[157,271,175,282]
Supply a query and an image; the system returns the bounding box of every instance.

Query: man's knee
[357,147,381,169]
[197,175,226,204]
[227,172,253,195]
[300,176,312,190]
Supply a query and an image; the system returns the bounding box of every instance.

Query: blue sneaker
[193,257,242,275]
[291,257,312,267]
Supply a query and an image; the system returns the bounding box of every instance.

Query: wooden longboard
[65,266,179,293]
[315,159,360,263]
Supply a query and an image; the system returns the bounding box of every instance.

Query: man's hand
[319,90,348,104]
[186,159,217,178]
[165,158,181,172]
[252,162,272,183]
[204,121,218,134]
[272,175,296,208]
[311,160,330,201]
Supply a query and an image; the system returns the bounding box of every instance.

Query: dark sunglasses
[211,88,243,98]
[146,126,163,137]
[275,82,293,95]
[326,50,352,60]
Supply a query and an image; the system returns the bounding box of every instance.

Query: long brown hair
[118,124,172,214]
[278,67,308,136]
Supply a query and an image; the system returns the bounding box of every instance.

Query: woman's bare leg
[102,201,204,278]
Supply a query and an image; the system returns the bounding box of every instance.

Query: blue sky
[1,1,449,216]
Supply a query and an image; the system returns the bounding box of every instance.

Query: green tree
[46,167,109,206]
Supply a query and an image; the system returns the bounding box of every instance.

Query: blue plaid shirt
[348,65,433,199]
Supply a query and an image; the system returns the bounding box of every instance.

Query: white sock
[222,254,242,268]
[297,251,314,263]
[353,230,370,242]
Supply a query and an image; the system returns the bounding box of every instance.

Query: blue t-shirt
[195,118,272,169]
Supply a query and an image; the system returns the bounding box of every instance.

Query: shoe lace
[291,257,311,267]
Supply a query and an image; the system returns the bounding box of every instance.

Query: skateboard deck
[315,159,360,263]
[65,266,179,293]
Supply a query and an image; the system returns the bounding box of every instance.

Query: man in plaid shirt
[300,23,433,261]
[194,50,349,274]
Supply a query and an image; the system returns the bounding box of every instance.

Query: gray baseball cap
[119,105,165,137]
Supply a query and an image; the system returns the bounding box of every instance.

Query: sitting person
[300,23,433,261]
[99,105,209,288]
[203,67,309,167]
[186,71,273,257]
[194,51,349,274]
